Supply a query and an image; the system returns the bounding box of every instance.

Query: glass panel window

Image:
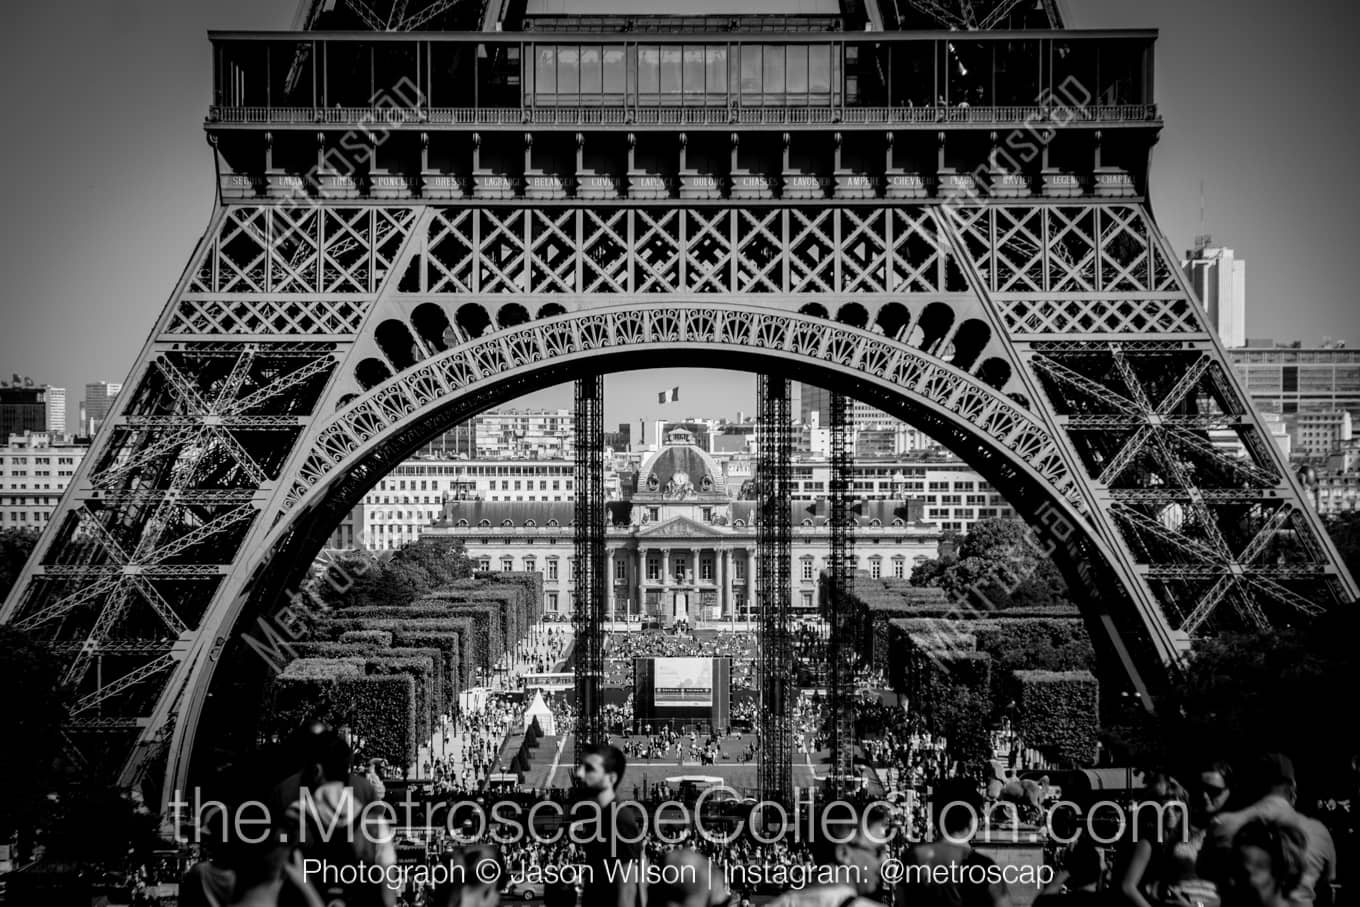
[786,44,808,95]
[638,45,660,95]
[683,45,705,95]
[557,45,579,96]
[603,46,626,95]
[809,45,831,94]
[705,46,727,94]
[660,46,682,95]
[580,45,602,95]
[763,45,785,95]
[740,45,762,94]
[534,46,556,94]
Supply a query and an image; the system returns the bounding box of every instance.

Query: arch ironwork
[1,195,1354,806]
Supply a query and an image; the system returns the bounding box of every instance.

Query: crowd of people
[44,611,1340,907]
[168,730,1349,907]
[603,629,759,689]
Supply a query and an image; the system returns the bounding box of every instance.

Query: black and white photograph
[0,0,1357,905]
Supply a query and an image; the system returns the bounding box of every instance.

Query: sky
[2,0,1358,432]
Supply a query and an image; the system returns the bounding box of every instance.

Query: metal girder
[68,717,143,732]
[978,0,1034,28]
[758,375,793,804]
[87,490,261,507]
[5,181,1354,816]
[1065,415,1249,431]
[69,654,178,718]
[341,0,387,30]
[226,355,335,414]
[827,390,856,795]
[572,375,606,762]
[399,0,463,30]
[52,640,178,655]
[1032,355,1143,416]
[119,416,304,429]
[14,503,253,632]
[1108,488,1283,504]
[38,565,228,579]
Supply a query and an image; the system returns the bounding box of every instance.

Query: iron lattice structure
[1,200,1354,798]
[757,375,794,804]
[893,0,1064,30]
[0,12,1356,805]
[826,390,856,794]
[573,375,606,759]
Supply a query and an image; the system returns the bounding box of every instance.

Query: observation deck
[206,29,1159,201]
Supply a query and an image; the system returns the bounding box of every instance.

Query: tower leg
[573,375,606,762]
[758,374,793,804]
[828,390,856,795]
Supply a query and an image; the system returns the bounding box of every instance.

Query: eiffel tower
[2,0,1354,807]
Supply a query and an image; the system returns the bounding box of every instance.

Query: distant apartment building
[1294,411,1353,462]
[1183,244,1246,348]
[1311,471,1360,516]
[796,383,933,454]
[788,459,1016,532]
[475,408,574,459]
[0,433,87,530]
[82,382,123,435]
[44,386,66,435]
[0,383,49,437]
[325,458,580,550]
[1229,343,1360,417]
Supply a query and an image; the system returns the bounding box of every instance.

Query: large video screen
[652,657,714,707]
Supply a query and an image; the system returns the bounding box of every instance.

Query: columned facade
[422,428,943,618]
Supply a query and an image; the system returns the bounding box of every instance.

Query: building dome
[637,430,724,500]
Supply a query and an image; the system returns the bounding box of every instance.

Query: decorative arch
[149,300,1205,811]
[9,199,1348,820]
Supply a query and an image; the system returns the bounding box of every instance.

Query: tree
[0,626,71,850]
[1155,607,1360,795]
[0,526,39,601]
[909,519,1071,611]
[1324,512,1360,584]
[391,538,474,589]
[933,685,994,780]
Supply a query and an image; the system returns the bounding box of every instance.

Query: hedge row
[274,654,436,745]
[265,671,417,772]
[884,617,1092,716]
[291,643,448,716]
[472,572,544,623]
[421,586,532,654]
[338,630,394,647]
[1014,670,1100,768]
[363,654,437,746]
[392,602,498,664]
[319,617,475,687]
[892,627,993,743]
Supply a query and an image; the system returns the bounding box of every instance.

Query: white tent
[523,691,556,736]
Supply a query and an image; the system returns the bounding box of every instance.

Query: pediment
[637,515,728,538]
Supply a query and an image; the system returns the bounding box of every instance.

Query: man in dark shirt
[574,742,644,907]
